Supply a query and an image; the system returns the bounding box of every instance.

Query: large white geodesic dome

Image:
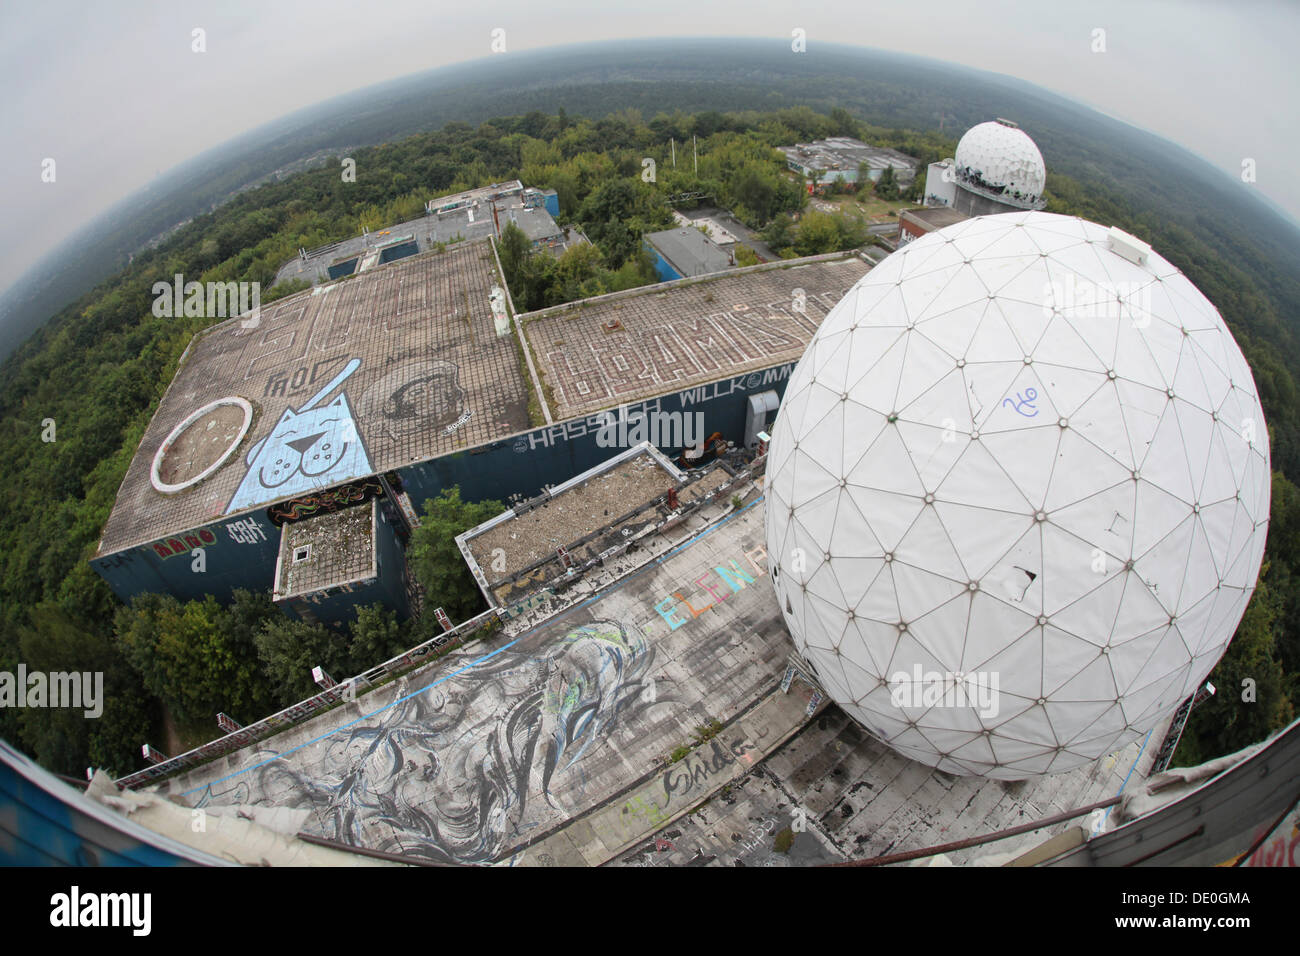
[765,210,1270,779]
[954,120,1047,208]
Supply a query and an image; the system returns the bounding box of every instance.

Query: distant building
[925,119,1048,216]
[779,137,918,187]
[275,181,574,288]
[643,227,733,281]
[425,181,567,251]
[898,206,969,246]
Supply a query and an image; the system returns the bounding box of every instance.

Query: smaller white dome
[954,119,1047,208]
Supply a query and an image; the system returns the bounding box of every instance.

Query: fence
[114,605,501,790]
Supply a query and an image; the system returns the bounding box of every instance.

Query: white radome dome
[765,211,1270,779]
[954,119,1047,206]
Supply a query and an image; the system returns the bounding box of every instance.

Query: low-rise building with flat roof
[779,137,918,186]
[643,227,733,281]
[898,206,969,245]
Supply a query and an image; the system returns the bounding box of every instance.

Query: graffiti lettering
[652,553,767,627]
[265,358,349,399]
[151,528,217,559]
[1245,830,1300,867]
[225,517,268,545]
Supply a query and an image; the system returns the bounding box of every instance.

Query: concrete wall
[92,510,282,606]
[925,162,957,207]
[951,186,1025,218]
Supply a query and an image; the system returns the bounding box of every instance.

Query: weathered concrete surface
[507,685,822,866]
[165,498,792,865]
[607,704,1167,866]
[159,485,1167,868]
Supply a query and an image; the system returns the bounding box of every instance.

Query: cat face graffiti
[256,396,358,487]
[226,357,373,515]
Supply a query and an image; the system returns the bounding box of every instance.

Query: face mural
[225,358,373,514]
[359,358,467,437]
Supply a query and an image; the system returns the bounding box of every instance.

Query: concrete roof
[780,137,919,175]
[523,254,871,421]
[460,444,684,590]
[274,182,569,287]
[97,239,535,556]
[900,206,969,231]
[644,227,732,277]
[159,490,1162,866]
[274,500,375,600]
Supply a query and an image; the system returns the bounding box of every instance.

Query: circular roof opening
[151,396,253,494]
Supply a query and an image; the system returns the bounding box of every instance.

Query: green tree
[115,593,273,734]
[254,615,349,707]
[1175,570,1294,766]
[497,220,530,281]
[15,604,156,777]
[408,487,506,622]
[874,166,900,201]
[792,211,841,256]
[347,603,409,673]
[760,213,796,253]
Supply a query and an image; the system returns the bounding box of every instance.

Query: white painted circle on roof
[765,210,1270,779]
[954,120,1047,206]
[150,396,254,494]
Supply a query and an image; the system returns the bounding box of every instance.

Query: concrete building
[91,239,871,614]
[274,181,573,288]
[897,205,968,246]
[643,227,733,280]
[272,499,411,625]
[425,181,567,251]
[779,137,918,187]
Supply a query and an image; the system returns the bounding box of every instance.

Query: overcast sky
[2,0,1296,295]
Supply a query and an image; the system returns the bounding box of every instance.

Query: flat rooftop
[275,501,375,600]
[462,445,683,590]
[901,206,969,230]
[780,138,919,177]
[97,239,535,556]
[160,492,1159,867]
[644,227,733,277]
[274,182,569,287]
[523,254,871,421]
[274,216,433,286]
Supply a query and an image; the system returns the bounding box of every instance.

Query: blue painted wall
[92,512,281,607]
[643,239,683,283]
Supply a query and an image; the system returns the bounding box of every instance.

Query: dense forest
[0,105,1294,777]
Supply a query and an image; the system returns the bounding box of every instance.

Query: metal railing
[114,606,501,790]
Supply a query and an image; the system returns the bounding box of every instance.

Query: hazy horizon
[3,2,1298,300]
